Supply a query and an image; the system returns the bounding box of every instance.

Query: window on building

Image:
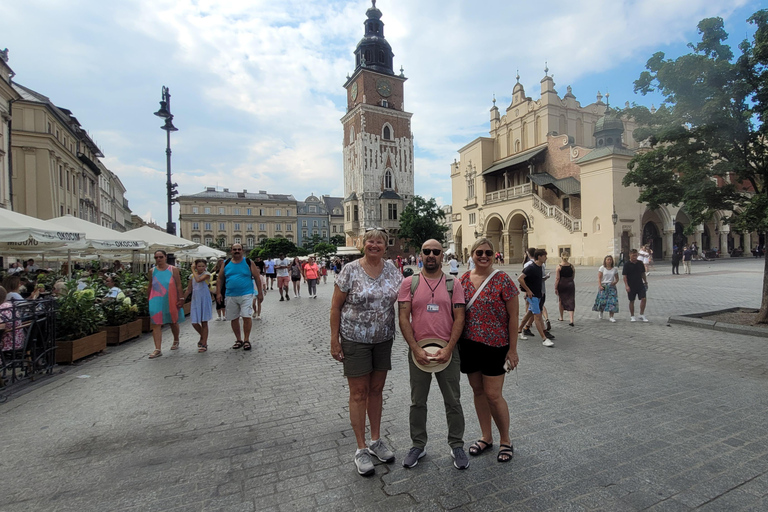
[388,204,397,220]
[59,166,63,187]
[204,207,211,214]
[286,224,292,231]
[219,222,225,231]
[276,209,281,216]
[219,207,225,214]
[562,197,571,214]
[286,209,291,216]
[192,206,198,214]
[322,220,327,227]
[234,237,241,245]
[60,205,64,216]
[48,123,52,134]
[467,179,475,199]
[234,223,241,231]
[313,229,318,235]
[258,234,267,242]
[275,223,282,231]
[193,236,200,243]
[322,230,327,238]
[205,222,212,230]
[247,208,252,215]
[259,208,265,216]
[353,205,359,221]
[259,223,266,231]
[309,206,316,213]
[302,230,308,238]
[247,223,253,231]
[384,170,393,189]
[66,172,70,191]
[205,237,213,246]
[247,237,254,248]
[383,124,392,140]
[468,213,476,225]
[313,220,318,227]
[234,208,240,215]
[302,220,307,227]
[192,222,200,230]
[332,225,337,233]
[346,206,350,220]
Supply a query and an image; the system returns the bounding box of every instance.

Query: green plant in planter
[100,293,139,326]
[120,272,150,317]
[178,266,193,303]
[56,280,105,341]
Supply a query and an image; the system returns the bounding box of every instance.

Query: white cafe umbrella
[41,215,148,252]
[0,208,87,252]
[124,226,198,252]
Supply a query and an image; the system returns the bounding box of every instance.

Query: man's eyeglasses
[422,248,442,256]
[475,250,494,257]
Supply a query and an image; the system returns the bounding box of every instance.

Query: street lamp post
[612,205,619,260]
[153,86,179,235]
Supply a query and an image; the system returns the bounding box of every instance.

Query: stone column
[664,230,674,259]
[720,232,730,257]
[743,232,752,255]
[502,232,509,261]
[694,226,703,250]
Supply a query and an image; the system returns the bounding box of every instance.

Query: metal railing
[532,195,582,232]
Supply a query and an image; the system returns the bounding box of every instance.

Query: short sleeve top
[336,259,403,344]
[599,266,618,284]
[460,271,519,348]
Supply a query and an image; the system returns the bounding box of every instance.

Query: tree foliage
[249,238,301,259]
[621,10,768,321]
[398,196,447,250]
[330,234,346,247]
[313,242,337,261]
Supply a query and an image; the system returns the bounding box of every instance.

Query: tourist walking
[448,255,460,277]
[185,259,213,352]
[639,245,651,275]
[215,243,263,351]
[555,253,576,326]
[264,257,276,290]
[147,250,185,359]
[623,249,649,322]
[459,238,519,463]
[275,253,291,301]
[683,245,693,274]
[330,228,402,476]
[518,249,554,347]
[592,255,619,322]
[398,239,468,470]
[303,256,320,298]
[671,245,682,275]
[290,257,303,298]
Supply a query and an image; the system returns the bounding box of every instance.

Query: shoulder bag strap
[465,269,500,311]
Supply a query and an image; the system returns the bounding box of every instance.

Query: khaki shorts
[225,295,253,320]
[341,338,393,378]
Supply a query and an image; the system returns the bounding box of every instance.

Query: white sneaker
[609,317,616,323]
[630,316,637,322]
[639,315,649,322]
[518,332,528,340]
[598,312,604,320]
[542,339,554,347]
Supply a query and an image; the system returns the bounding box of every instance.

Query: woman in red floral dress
[459,238,520,463]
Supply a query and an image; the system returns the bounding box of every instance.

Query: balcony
[485,183,532,205]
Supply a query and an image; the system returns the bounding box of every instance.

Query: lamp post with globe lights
[153,86,179,235]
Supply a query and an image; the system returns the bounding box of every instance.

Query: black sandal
[243,341,252,351]
[232,341,244,349]
[497,443,514,463]
[468,439,493,456]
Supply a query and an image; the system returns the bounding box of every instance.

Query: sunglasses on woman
[475,250,494,257]
[422,248,442,256]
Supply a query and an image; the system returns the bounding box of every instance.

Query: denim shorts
[527,296,542,315]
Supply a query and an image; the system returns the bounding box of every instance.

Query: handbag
[465,270,500,310]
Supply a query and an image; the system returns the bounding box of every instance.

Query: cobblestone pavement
[1,258,767,511]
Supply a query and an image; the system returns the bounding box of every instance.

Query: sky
[2,0,762,226]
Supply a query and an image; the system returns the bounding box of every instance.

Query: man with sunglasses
[216,244,263,351]
[398,239,469,470]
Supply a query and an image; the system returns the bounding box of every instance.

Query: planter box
[101,319,142,346]
[139,316,152,333]
[56,331,107,364]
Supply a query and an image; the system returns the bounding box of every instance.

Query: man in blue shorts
[518,249,554,347]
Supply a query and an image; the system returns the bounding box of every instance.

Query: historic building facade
[11,82,104,222]
[177,187,297,250]
[451,71,762,264]
[0,49,20,211]
[297,194,329,248]
[341,1,414,249]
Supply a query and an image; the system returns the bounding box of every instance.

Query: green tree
[252,238,300,259]
[398,196,447,251]
[330,234,346,246]
[313,242,337,261]
[303,234,324,252]
[621,10,768,322]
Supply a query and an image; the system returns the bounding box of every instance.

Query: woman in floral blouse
[459,238,519,463]
[330,228,403,476]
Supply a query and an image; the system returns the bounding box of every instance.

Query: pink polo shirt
[398,274,465,342]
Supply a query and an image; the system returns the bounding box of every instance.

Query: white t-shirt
[275,258,291,278]
[638,250,649,264]
[599,266,618,285]
[448,259,460,274]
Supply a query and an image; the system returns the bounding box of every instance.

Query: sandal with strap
[198,345,207,353]
[468,439,493,456]
[243,341,252,351]
[170,341,180,350]
[148,349,162,359]
[232,341,244,349]
[497,443,514,463]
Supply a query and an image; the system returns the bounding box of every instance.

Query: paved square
[1,258,766,511]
